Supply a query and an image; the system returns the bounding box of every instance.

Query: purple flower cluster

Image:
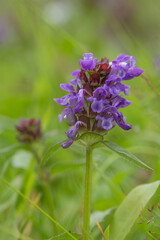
[54,53,144,148]
[16,118,42,143]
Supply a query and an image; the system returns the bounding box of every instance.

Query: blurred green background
[0,0,160,239]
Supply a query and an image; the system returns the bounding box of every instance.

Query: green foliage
[104,225,110,240]
[103,140,152,170]
[109,181,160,240]
[90,208,115,230]
[0,177,78,240]
[41,142,62,166]
[1,0,160,239]
[50,233,81,240]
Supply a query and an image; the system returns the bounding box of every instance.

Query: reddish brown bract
[16,118,42,143]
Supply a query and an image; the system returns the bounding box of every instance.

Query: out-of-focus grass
[0,0,160,239]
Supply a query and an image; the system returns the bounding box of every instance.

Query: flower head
[54,53,144,148]
[16,118,42,143]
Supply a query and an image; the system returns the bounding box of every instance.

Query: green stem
[30,147,58,235]
[82,147,92,240]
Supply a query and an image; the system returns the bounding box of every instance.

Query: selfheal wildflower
[54,53,144,148]
[16,118,42,143]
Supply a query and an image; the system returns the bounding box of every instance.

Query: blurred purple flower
[54,53,144,148]
[16,118,42,143]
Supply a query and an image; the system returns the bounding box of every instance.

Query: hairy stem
[82,147,92,240]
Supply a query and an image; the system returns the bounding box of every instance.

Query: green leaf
[90,208,116,230]
[0,144,22,155]
[93,162,124,202]
[15,159,35,211]
[11,150,32,169]
[0,224,34,240]
[77,132,103,147]
[104,225,110,240]
[51,162,85,176]
[50,233,80,240]
[103,140,152,170]
[109,181,160,240]
[41,142,62,167]
[0,188,16,213]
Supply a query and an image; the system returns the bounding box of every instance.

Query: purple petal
[113,82,130,96]
[70,79,77,85]
[116,54,131,62]
[66,121,84,139]
[102,117,115,130]
[71,70,81,78]
[70,96,78,108]
[79,60,93,71]
[130,56,137,66]
[74,89,85,113]
[60,83,75,93]
[87,96,94,102]
[61,139,74,148]
[128,67,144,77]
[79,53,98,71]
[122,74,134,80]
[119,67,127,78]
[96,115,103,121]
[92,58,98,69]
[91,100,104,113]
[109,85,121,95]
[59,108,76,125]
[111,55,144,81]
[105,74,121,83]
[83,53,94,60]
[58,108,68,122]
[54,95,70,106]
[112,96,132,109]
[113,112,132,130]
[93,87,107,100]
[70,79,82,88]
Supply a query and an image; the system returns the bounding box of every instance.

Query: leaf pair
[41,132,152,171]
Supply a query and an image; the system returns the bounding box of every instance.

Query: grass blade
[0,177,78,240]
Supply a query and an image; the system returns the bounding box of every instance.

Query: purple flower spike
[79,53,98,71]
[54,52,143,148]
